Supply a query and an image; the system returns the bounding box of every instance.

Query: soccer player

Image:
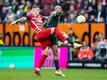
[11,5,82,76]
[44,5,66,76]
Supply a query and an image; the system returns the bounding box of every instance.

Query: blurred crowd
[67,28,107,61]
[0,0,107,61]
[0,0,107,23]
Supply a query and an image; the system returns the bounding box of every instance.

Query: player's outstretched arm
[11,17,27,25]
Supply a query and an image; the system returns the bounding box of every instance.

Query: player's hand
[21,17,27,21]
[11,21,16,25]
[50,11,57,16]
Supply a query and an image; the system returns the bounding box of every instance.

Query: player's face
[33,7,40,15]
[55,6,62,13]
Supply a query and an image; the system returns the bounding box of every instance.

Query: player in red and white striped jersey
[27,10,44,34]
[11,5,82,76]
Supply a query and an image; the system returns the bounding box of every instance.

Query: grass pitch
[0,68,107,80]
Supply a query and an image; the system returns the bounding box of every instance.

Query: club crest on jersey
[37,18,42,22]
[32,17,42,22]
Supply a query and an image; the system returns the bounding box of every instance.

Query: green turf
[0,68,107,80]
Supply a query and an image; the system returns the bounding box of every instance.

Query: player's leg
[36,28,68,44]
[49,34,59,71]
[49,34,65,76]
[51,44,65,76]
[52,45,59,70]
[36,28,67,43]
[36,28,51,41]
[51,27,82,48]
[36,28,81,48]
[34,47,48,76]
[34,40,51,76]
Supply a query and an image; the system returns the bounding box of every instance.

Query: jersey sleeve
[27,12,34,20]
[40,15,43,19]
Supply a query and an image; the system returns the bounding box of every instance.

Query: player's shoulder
[27,11,33,16]
[39,15,43,18]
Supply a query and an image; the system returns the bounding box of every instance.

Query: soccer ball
[76,15,86,23]
[9,64,15,69]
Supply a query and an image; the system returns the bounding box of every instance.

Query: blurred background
[0,0,107,71]
[0,0,107,23]
[0,0,107,80]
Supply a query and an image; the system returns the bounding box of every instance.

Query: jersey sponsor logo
[32,17,42,23]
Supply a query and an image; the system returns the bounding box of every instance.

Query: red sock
[38,54,47,69]
[54,28,66,42]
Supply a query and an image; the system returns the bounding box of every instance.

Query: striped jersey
[27,11,44,34]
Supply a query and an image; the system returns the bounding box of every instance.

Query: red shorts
[36,28,51,41]
[41,39,51,50]
[36,28,52,50]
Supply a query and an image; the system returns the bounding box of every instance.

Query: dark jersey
[45,13,64,28]
[44,13,64,45]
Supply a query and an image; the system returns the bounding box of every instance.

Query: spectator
[5,9,15,23]
[68,5,75,14]
[84,13,90,23]
[62,1,71,17]
[79,9,85,15]
[93,38,107,61]
[87,6,95,16]
[12,0,19,13]
[0,33,4,45]
[0,1,4,22]
[95,4,105,22]
[67,13,76,23]
[89,15,96,23]
[16,5,24,18]
[68,28,79,43]
[97,33,104,42]
[20,0,26,9]
[75,0,82,11]
[78,41,94,60]
[82,0,90,10]
[34,0,41,6]
[89,0,97,10]
[0,0,106,23]
[23,1,32,13]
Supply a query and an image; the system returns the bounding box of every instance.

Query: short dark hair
[32,5,39,9]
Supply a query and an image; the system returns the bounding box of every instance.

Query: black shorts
[49,33,57,45]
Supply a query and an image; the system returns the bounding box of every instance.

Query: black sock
[54,60,59,71]
[66,37,74,45]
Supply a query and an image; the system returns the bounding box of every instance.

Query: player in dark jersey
[44,5,65,76]
[11,5,82,76]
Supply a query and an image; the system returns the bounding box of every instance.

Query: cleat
[54,70,65,77]
[34,68,41,76]
[64,41,71,46]
[73,43,82,48]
